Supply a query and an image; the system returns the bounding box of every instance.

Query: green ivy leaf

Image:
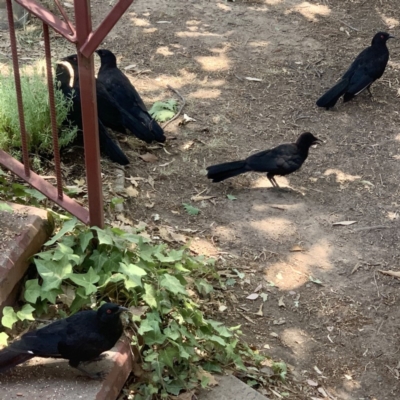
[165,380,183,396]
[35,256,73,291]
[138,314,166,345]
[90,249,109,272]
[195,279,213,296]
[69,287,90,313]
[79,231,94,252]
[24,279,42,303]
[44,217,78,246]
[143,283,158,309]
[67,267,100,296]
[16,304,35,321]
[227,194,237,201]
[1,307,18,329]
[119,262,147,289]
[41,288,63,304]
[0,332,8,346]
[149,99,178,122]
[182,203,200,216]
[159,347,179,368]
[103,250,122,273]
[159,274,187,295]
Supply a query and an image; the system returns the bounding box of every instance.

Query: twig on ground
[162,85,186,129]
[339,20,359,32]
[353,225,390,232]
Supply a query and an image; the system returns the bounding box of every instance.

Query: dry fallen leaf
[246,293,259,300]
[125,185,139,197]
[179,113,197,126]
[219,305,228,312]
[196,369,219,387]
[245,76,262,82]
[175,391,196,400]
[169,231,187,243]
[255,303,264,316]
[254,284,263,292]
[332,221,357,226]
[191,195,215,202]
[124,64,137,71]
[307,379,318,387]
[158,226,173,243]
[182,140,194,150]
[290,245,304,252]
[139,153,158,163]
[278,296,286,307]
[116,213,133,225]
[378,270,400,279]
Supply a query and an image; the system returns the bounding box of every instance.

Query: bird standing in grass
[206,132,320,187]
[0,303,127,379]
[96,49,166,143]
[316,32,394,109]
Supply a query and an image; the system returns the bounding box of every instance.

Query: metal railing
[0,0,133,227]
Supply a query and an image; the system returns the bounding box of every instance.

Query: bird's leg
[69,360,106,380]
[267,174,280,188]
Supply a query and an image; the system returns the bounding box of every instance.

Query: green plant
[149,99,178,123]
[0,63,77,155]
[182,203,200,215]
[0,219,265,397]
[0,167,47,207]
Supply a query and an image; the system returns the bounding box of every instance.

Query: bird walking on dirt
[206,132,320,187]
[0,303,127,379]
[96,49,166,143]
[316,32,394,109]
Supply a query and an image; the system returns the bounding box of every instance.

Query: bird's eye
[381,34,384,39]
[106,309,112,314]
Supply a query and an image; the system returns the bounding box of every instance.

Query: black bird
[96,49,166,143]
[63,54,156,144]
[0,303,127,379]
[56,61,130,165]
[316,32,394,109]
[206,132,320,187]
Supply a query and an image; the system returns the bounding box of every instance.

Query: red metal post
[6,0,30,176]
[14,0,76,41]
[80,0,133,58]
[43,23,63,200]
[0,150,90,224]
[74,0,104,228]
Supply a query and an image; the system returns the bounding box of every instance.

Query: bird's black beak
[389,34,395,39]
[94,50,100,55]
[117,306,129,313]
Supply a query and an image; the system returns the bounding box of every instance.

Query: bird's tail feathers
[0,349,34,373]
[316,78,349,109]
[98,121,130,165]
[121,112,155,144]
[206,161,247,182]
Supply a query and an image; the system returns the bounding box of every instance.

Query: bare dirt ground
[4,0,400,398]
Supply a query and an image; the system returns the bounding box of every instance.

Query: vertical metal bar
[43,23,63,200]
[6,0,30,176]
[80,0,133,57]
[74,0,104,228]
